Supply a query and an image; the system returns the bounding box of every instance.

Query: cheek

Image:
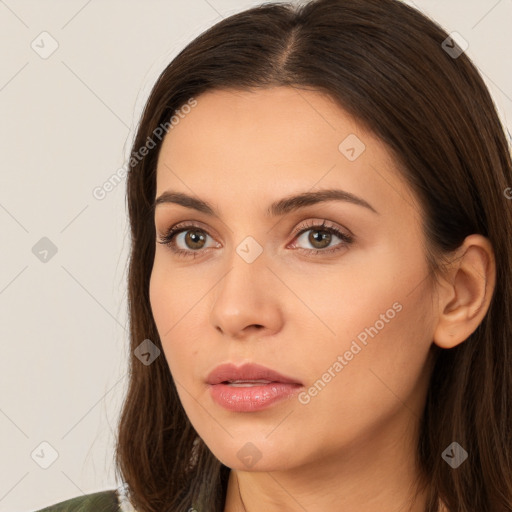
[310,274,434,426]
[149,260,204,379]
[149,254,195,333]
[296,242,434,396]
[149,263,169,336]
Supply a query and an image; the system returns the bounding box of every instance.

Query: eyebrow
[153,188,379,217]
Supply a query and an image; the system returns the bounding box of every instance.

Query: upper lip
[206,362,302,385]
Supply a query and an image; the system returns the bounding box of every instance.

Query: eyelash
[157,219,354,259]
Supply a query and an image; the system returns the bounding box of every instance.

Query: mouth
[221,379,274,387]
[206,362,302,386]
[206,363,303,412]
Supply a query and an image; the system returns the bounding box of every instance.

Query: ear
[433,234,496,349]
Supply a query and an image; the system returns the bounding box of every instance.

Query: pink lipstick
[207,362,303,412]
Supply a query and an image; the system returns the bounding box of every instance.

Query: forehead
[155,87,418,218]
[161,87,364,159]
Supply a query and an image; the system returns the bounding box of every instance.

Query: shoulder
[33,489,121,512]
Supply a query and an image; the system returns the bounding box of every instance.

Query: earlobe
[432,234,496,350]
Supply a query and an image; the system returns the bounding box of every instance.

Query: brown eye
[158,219,353,259]
[306,229,333,249]
[182,229,207,250]
[292,222,353,255]
[157,224,217,257]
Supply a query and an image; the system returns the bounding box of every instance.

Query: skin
[149,86,496,512]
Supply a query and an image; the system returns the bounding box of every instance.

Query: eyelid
[157,218,350,239]
[156,219,215,242]
[289,218,353,239]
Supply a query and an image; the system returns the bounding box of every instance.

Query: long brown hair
[114,1,512,510]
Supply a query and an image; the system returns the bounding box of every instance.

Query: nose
[209,247,284,340]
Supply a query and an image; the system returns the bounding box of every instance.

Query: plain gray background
[0,1,511,510]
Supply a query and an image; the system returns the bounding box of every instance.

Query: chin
[203,435,301,472]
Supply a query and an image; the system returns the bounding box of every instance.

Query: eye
[157,219,354,259]
[290,219,353,255]
[157,222,218,259]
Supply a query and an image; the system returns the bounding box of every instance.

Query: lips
[207,363,303,412]
[206,362,302,385]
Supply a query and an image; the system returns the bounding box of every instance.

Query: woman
[35,0,512,510]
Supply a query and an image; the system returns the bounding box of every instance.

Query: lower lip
[209,382,302,412]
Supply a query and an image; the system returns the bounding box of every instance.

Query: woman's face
[150,86,438,472]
